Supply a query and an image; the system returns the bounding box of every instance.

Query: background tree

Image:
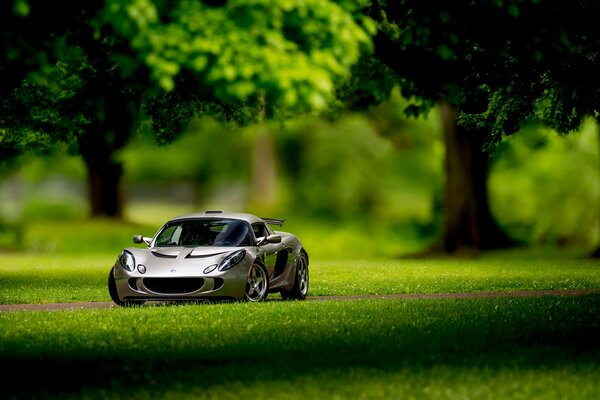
[100,0,373,137]
[344,0,600,253]
[1,0,145,217]
[1,0,373,217]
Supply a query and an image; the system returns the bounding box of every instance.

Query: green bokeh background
[1,91,598,257]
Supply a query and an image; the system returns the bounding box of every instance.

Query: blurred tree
[1,0,373,217]
[1,0,145,217]
[489,119,599,251]
[343,0,600,253]
[99,0,374,139]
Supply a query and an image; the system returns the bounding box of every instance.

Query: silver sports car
[108,211,309,306]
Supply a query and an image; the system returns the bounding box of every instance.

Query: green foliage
[278,115,394,217]
[101,0,374,122]
[1,40,94,156]
[0,2,104,158]
[0,220,23,249]
[365,0,600,147]
[334,53,399,111]
[116,90,445,234]
[141,89,252,145]
[275,90,444,224]
[12,0,30,16]
[489,119,600,247]
[0,151,88,228]
[121,117,250,185]
[3,95,598,252]
[2,0,375,178]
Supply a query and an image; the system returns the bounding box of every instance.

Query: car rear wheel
[281,253,308,300]
[108,267,145,307]
[244,262,269,302]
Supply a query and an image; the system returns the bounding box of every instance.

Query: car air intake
[143,278,204,294]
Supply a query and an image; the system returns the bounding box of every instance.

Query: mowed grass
[1,296,599,399]
[1,253,599,304]
[312,257,600,295]
[1,218,599,398]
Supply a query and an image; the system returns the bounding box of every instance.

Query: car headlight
[218,250,246,271]
[119,251,136,272]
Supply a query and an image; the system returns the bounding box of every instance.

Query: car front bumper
[113,260,250,301]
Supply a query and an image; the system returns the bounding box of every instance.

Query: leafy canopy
[101,0,374,117]
[361,0,600,147]
[1,0,375,155]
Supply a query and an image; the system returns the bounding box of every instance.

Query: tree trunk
[250,94,277,211]
[251,127,277,210]
[74,86,138,219]
[439,100,512,252]
[81,151,123,218]
[77,118,128,219]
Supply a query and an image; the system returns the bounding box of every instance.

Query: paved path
[1,288,599,312]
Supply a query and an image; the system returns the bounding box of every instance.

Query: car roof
[168,211,266,225]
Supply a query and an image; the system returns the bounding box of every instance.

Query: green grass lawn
[1,253,599,304]
[1,218,599,398]
[1,296,599,399]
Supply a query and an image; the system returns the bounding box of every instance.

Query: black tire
[244,262,269,302]
[108,267,145,307]
[281,252,309,300]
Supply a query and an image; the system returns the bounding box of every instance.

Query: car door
[252,223,280,276]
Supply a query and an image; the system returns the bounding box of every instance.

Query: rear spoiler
[262,217,285,226]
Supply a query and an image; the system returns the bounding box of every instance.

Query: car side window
[252,223,270,240]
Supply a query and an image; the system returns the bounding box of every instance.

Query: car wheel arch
[281,250,309,300]
[244,260,269,302]
[300,248,309,266]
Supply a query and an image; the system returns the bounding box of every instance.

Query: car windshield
[154,219,252,247]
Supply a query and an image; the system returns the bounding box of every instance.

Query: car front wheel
[244,262,269,302]
[108,267,145,307]
[281,253,309,300]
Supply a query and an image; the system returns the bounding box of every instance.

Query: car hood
[125,246,249,264]
[122,246,250,276]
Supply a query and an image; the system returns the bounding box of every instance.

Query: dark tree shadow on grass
[2,295,599,399]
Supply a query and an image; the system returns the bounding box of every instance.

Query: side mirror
[266,234,282,244]
[257,234,282,246]
[133,235,152,246]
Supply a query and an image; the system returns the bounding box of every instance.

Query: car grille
[142,278,205,294]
